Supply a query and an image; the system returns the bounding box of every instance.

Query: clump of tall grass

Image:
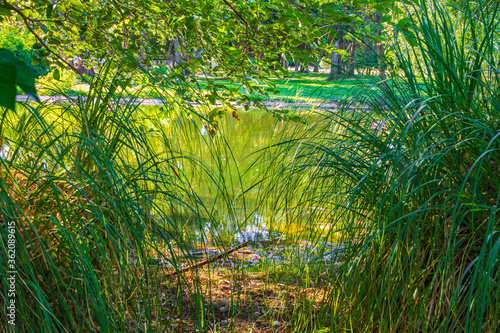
[265,0,500,331]
[0,60,241,331]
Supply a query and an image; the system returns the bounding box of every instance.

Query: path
[16,95,368,110]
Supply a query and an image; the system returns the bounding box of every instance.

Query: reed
[0,59,234,331]
[264,0,500,331]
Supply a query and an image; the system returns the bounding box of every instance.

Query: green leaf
[0,62,17,110]
[397,18,412,30]
[265,87,280,93]
[69,0,84,13]
[277,66,289,76]
[46,4,54,18]
[0,4,12,17]
[9,62,38,100]
[0,48,39,109]
[48,37,61,45]
[53,68,60,80]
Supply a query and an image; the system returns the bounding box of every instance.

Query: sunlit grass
[197,73,382,103]
[35,71,382,104]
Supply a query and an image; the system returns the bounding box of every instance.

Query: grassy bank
[195,73,381,104]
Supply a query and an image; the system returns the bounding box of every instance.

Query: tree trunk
[329,40,340,80]
[376,40,386,80]
[173,35,181,67]
[339,38,348,74]
[166,40,175,67]
[256,51,263,70]
[312,61,319,72]
[347,42,357,76]
[282,58,288,70]
[294,60,301,72]
[374,14,387,81]
[281,55,288,77]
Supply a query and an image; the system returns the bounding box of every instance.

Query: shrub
[0,22,48,78]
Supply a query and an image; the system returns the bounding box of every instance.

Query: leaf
[0,48,39,109]
[396,18,412,30]
[265,87,279,93]
[287,115,307,125]
[14,63,39,100]
[0,61,17,110]
[0,4,12,17]
[48,37,61,45]
[53,68,61,80]
[39,49,50,57]
[69,0,84,13]
[404,34,418,47]
[20,9,37,19]
[46,4,54,18]
[231,110,240,121]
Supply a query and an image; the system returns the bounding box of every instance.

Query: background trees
[0,0,395,88]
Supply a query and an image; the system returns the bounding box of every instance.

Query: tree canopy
[0,0,399,110]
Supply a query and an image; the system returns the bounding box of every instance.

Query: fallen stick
[166,241,249,277]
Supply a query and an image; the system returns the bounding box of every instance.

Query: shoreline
[16,95,368,110]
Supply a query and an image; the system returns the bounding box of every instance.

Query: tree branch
[3,0,90,84]
[220,0,252,77]
[165,241,249,277]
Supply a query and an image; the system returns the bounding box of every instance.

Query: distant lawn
[197,72,383,103]
[268,73,382,103]
[37,71,385,104]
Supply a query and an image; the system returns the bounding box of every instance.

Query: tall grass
[263,0,500,331]
[0,59,248,331]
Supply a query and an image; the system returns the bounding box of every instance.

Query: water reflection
[0,145,9,159]
[156,218,346,269]
[234,215,269,243]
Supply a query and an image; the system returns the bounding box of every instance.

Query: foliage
[0,48,39,110]
[0,0,399,112]
[0,23,48,78]
[36,67,79,95]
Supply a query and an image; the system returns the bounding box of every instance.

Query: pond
[4,101,341,261]
[147,107,340,251]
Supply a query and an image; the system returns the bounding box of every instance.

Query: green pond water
[1,103,339,252]
[146,108,338,249]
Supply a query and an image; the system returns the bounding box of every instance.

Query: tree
[0,0,398,108]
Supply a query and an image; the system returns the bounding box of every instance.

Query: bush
[0,22,48,78]
[36,68,79,95]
